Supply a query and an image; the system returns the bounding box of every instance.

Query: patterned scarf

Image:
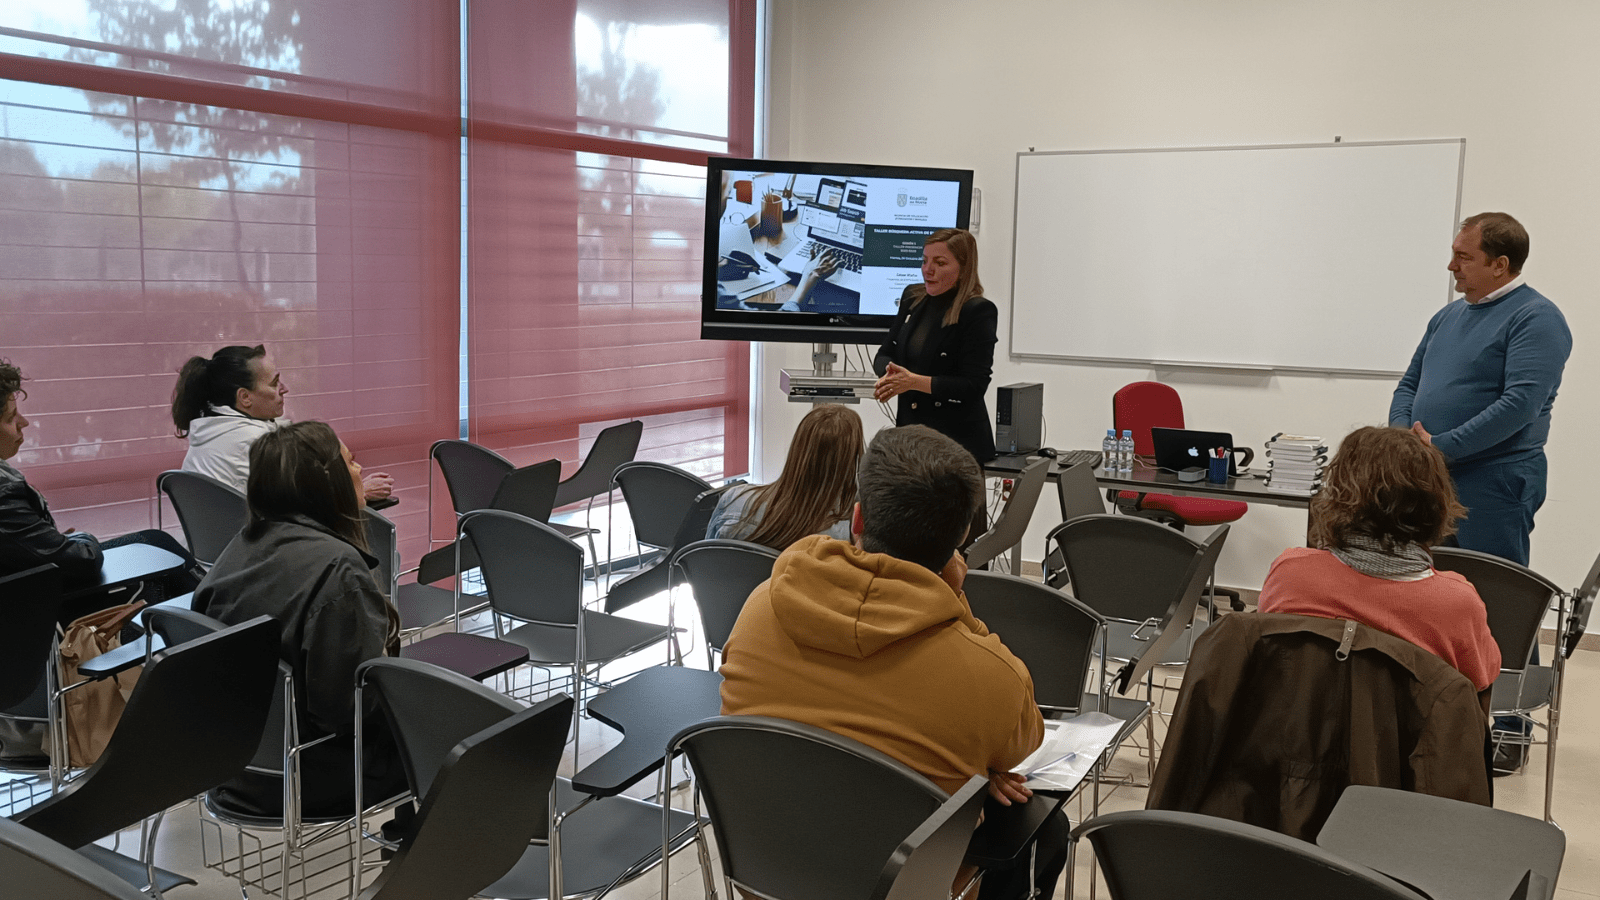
[1330,533,1433,580]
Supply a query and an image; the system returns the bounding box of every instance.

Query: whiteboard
[1009,140,1464,374]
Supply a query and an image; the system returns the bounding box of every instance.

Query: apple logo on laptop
[1186,447,1199,458]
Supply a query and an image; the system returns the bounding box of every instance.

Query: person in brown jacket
[720,424,1059,899]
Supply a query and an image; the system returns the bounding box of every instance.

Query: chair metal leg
[661,748,675,900]
[694,787,719,900]
[46,644,66,791]
[1545,652,1565,824]
[1143,669,1158,781]
[549,791,593,900]
[142,808,169,900]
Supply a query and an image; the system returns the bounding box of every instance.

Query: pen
[1028,750,1078,774]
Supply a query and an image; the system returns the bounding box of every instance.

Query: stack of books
[1264,433,1327,496]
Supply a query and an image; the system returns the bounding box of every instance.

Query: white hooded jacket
[181,404,288,492]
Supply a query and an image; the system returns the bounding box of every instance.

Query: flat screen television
[701,157,974,344]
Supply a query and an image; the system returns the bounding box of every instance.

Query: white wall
[757,0,1599,600]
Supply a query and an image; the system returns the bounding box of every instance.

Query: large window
[0,0,755,564]
[464,0,753,483]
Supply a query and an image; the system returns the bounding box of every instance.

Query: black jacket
[873,287,999,462]
[194,514,390,738]
[0,460,102,583]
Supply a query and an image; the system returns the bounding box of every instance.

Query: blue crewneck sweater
[1389,283,1572,470]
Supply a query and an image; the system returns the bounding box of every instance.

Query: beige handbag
[55,600,146,767]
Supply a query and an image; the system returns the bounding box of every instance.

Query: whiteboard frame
[1006,138,1466,377]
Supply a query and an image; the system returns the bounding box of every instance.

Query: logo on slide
[896,193,907,207]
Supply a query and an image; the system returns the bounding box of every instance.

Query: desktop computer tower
[995,383,1043,454]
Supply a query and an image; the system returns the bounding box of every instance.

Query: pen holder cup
[1207,456,1230,484]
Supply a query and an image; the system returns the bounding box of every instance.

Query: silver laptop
[777,176,867,292]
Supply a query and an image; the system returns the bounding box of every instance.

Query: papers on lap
[1012,711,1124,792]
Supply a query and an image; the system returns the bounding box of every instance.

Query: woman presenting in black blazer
[872,227,997,544]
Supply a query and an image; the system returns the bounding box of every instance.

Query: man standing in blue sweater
[1391,212,1569,774]
[1390,212,1572,568]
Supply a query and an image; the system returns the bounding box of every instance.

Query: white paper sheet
[1013,712,1125,792]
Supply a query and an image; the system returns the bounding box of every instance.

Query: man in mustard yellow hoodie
[720,425,1061,899]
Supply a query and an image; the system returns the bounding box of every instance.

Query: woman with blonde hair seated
[706,404,864,551]
[1258,425,1500,690]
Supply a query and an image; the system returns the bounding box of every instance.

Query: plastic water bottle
[1101,429,1117,473]
[1118,429,1134,474]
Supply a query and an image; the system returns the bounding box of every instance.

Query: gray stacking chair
[963,571,1118,721]
[669,538,780,666]
[605,461,713,611]
[553,420,643,549]
[359,693,573,900]
[1073,809,1429,900]
[364,508,476,639]
[1045,515,1228,688]
[1318,785,1565,900]
[13,615,280,896]
[1043,461,1107,589]
[0,564,62,712]
[1042,516,1227,782]
[1430,546,1566,818]
[356,658,699,899]
[429,439,514,531]
[667,716,985,900]
[421,452,598,588]
[0,565,66,795]
[460,509,675,706]
[185,604,389,900]
[0,815,148,900]
[156,469,248,567]
[422,439,509,585]
[965,455,1050,572]
[553,421,644,511]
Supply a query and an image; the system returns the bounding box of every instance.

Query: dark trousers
[1446,454,1547,738]
[976,806,1071,900]
[1448,454,1546,568]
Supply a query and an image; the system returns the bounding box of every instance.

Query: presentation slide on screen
[713,170,961,316]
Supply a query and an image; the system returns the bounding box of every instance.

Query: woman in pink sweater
[1258,425,1500,690]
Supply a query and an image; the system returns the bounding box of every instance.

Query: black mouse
[1036,447,1058,458]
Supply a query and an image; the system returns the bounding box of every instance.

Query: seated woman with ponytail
[172,345,392,502]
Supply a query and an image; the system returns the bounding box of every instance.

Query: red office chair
[1113,381,1247,608]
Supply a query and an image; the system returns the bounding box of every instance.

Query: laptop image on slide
[1151,427,1241,476]
[777,176,867,292]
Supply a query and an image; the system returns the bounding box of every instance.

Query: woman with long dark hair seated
[706,404,863,551]
[193,420,407,817]
[1258,425,1500,690]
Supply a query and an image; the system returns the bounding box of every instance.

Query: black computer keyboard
[1053,449,1102,468]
